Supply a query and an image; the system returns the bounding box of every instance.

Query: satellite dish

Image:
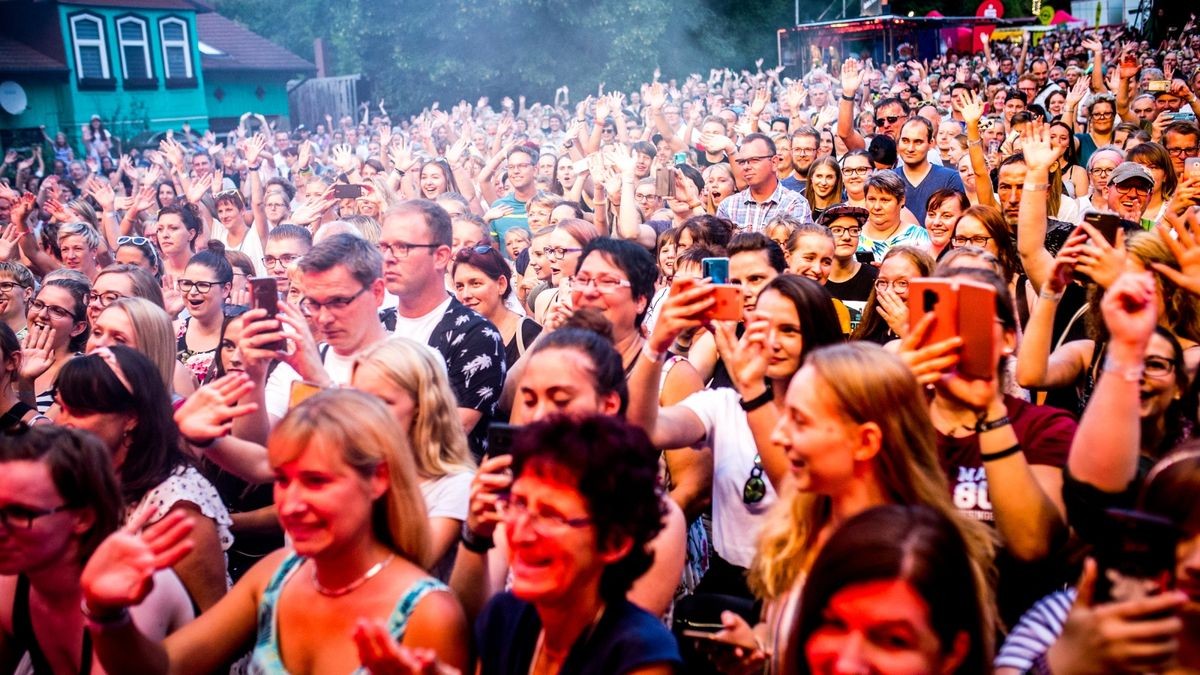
[0,81,27,115]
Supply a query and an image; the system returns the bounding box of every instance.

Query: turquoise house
[0,0,314,150]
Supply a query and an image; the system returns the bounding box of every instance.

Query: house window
[159,18,193,80]
[116,16,152,82]
[70,13,110,81]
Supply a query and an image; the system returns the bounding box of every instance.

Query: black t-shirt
[476,594,682,675]
[826,262,878,303]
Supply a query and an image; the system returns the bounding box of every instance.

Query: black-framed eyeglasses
[874,115,901,126]
[262,254,303,269]
[30,299,77,321]
[495,495,592,537]
[1166,146,1200,157]
[743,454,766,505]
[1144,355,1176,379]
[569,276,633,294]
[542,246,582,261]
[952,235,993,247]
[0,503,70,530]
[1113,184,1151,198]
[842,167,871,177]
[87,290,125,309]
[0,281,28,294]
[299,286,368,315]
[177,279,221,294]
[378,240,441,259]
[734,155,774,168]
[829,226,862,238]
[1089,167,1115,177]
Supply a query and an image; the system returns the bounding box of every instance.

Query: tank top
[248,553,446,674]
[11,575,92,675]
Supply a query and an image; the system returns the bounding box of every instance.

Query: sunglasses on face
[874,115,901,126]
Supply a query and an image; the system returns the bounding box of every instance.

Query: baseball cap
[1109,162,1155,187]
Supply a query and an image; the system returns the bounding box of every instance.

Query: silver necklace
[310,554,395,597]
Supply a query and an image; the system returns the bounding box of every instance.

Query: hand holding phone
[907,278,995,380]
[250,277,286,351]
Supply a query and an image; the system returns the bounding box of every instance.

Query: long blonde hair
[749,343,994,602]
[268,389,432,567]
[103,297,176,392]
[353,337,475,480]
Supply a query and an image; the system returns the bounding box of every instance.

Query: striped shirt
[994,589,1075,671]
[716,183,813,232]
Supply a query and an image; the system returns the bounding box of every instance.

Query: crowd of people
[0,17,1199,675]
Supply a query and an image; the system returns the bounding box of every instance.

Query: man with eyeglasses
[379,200,505,457]
[716,133,812,232]
[485,146,537,259]
[781,127,818,192]
[262,224,312,296]
[1163,121,1200,177]
[233,234,391,443]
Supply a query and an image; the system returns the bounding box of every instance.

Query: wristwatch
[740,387,773,412]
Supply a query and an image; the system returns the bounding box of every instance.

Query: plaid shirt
[716,183,813,232]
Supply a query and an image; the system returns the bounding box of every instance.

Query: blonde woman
[87,296,197,396]
[81,390,470,673]
[714,343,994,673]
[353,337,477,576]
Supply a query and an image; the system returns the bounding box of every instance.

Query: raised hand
[1020,120,1062,172]
[161,274,184,319]
[643,82,667,110]
[482,203,514,223]
[647,279,716,355]
[81,509,195,615]
[1065,77,1091,110]
[713,316,769,397]
[0,225,20,262]
[1154,221,1200,297]
[331,144,357,173]
[1101,271,1158,349]
[388,137,415,174]
[86,176,115,212]
[1080,37,1103,53]
[953,89,986,126]
[174,372,259,449]
[840,58,864,98]
[1074,224,1126,289]
[749,87,770,119]
[184,173,212,205]
[243,133,267,168]
[784,81,808,112]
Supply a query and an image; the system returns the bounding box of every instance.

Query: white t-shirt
[264,347,358,421]
[677,387,778,568]
[210,221,267,276]
[392,296,452,345]
[421,471,474,521]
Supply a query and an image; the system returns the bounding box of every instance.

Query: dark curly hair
[510,415,666,601]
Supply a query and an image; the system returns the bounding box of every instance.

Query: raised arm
[837,59,867,152]
[955,90,997,208]
[1016,122,1062,291]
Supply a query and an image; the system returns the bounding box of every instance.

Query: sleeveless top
[248,553,447,674]
[11,575,92,675]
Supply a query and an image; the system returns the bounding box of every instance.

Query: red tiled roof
[195,13,314,74]
[0,35,67,73]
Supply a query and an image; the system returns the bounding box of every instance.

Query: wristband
[80,599,131,629]
[641,342,666,364]
[1023,182,1049,192]
[981,443,1023,462]
[967,139,982,147]
[740,386,773,412]
[248,164,261,170]
[974,414,1011,433]
[1039,288,1064,302]
[460,521,494,554]
[1102,354,1145,382]
[840,93,856,102]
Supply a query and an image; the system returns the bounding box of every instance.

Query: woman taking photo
[453,245,542,368]
[783,505,993,675]
[54,345,231,612]
[0,425,194,674]
[176,242,232,384]
[629,274,844,597]
[18,274,89,413]
[731,343,993,673]
[79,389,470,673]
[352,337,477,577]
[802,156,843,223]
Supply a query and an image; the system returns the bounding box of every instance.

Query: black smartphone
[701,257,730,284]
[855,250,876,264]
[332,183,364,199]
[249,276,286,351]
[1075,211,1124,284]
[1094,509,1179,604]
[485,422,520,459]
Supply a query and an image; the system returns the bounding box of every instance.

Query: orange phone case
[288,380,322,409]
[955,281,996,380]
[907,279,960,347]
[707,284,744,322]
